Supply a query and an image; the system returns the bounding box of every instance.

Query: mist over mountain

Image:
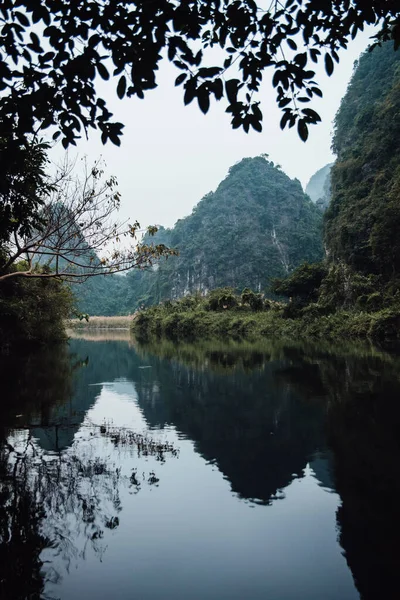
[305,163,332,211]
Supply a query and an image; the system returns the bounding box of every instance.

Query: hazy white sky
[50,31,373,230]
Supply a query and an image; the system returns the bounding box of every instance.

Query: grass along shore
[68,315,134,329]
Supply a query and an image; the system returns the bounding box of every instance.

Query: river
[1,331,399,600]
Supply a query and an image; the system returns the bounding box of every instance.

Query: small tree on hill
[241,287,264,311]
[271,261,328,305]
[207,288,238,311]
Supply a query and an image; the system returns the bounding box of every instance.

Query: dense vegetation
[76,157,324,314]
[326,42,400,279]
[143,157,323,299]
[132,282,400,345]
[3,38,400,346]
[135,43,400,345]
[0,263,74,351]
[275,42,400,343]
[133,287,278,340]
[0,138,172,344]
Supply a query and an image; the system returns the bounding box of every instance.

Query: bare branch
[0,156,177,284]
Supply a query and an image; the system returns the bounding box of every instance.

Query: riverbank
[132,301,400,345]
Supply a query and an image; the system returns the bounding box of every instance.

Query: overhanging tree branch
[0,156,177,283]
[0,1,399,146]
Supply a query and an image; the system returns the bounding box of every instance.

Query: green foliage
[368,309,400,342]
[133,270,400,344]
[73,226,174,315]
[1,156,176,284]
[0,137,52,247]
[1,2,398,147]
[241,287,264,311]
[325,42,400,278]
[206,288,238,311]
[154,157,321,305]
[318,264,379,310]
[133,287,281,340]
[272,262,328,304]
[73,274,132,316]
[135,308,261,341]
[0,262,74,349]
[159,157,323,297]
[134,294,400,345]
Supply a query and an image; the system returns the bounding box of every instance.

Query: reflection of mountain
[28,339,149,451]
[63,340,335,503]
[5,338,331,503]
[134,351,328,504]
[135,339,400,599]
[272,346,400,600]
[8,336,400,600]
[0,340,146,452]
[309,453,334,491]
[326,361,400,600]
[4,336,400,600]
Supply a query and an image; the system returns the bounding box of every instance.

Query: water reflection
[0,344,178,600]
[132,337,400,600]
[134,346,329,504]
[1,335,400,599]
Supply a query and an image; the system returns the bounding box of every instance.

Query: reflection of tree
[0,345,76,599]
[0,444,47,600]
[0,423,177,598]
[0,345,178,600]
[1,345,75,429]
[134,337,277,374]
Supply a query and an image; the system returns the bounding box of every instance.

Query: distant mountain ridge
[305,163,332,211]
[75,156,324,314]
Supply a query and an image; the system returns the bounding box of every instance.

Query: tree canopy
[0,137,51,246]
[1,0,399,146]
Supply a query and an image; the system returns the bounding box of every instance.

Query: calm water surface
[1,332,400,600]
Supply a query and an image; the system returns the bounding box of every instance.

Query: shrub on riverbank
[0,263,74,351]
[132,287,400,345]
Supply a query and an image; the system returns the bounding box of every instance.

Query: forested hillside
[325,42,400,279]
[73,226,172,316]
[144,157,323,301]
[76,157,324,314]
[76,43,400,322]
[266,42,400,341]
[135,42,400,344]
